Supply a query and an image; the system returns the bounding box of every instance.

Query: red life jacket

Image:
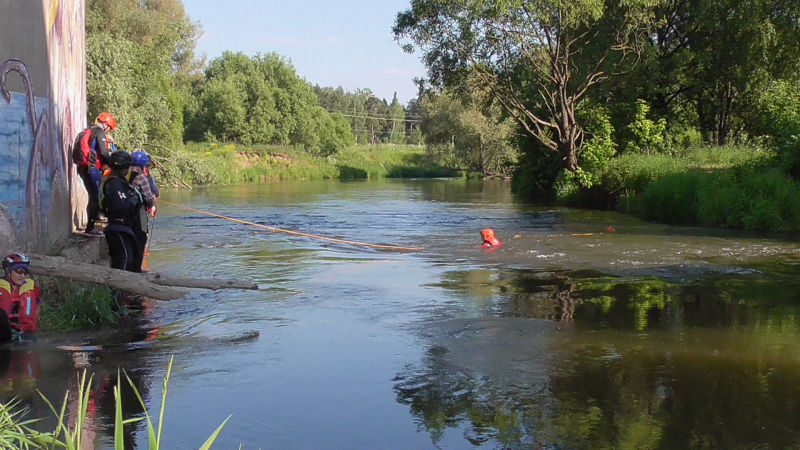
[482,237,502,247]
[0,278,41,333]
[72,126,106,168]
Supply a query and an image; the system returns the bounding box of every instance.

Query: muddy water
[15,179,800,448]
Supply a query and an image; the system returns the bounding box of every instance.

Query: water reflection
[400,257,800,447]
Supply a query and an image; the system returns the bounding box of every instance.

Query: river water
[12,178,800,448]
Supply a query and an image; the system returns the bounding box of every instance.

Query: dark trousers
[0,309,11,344]
[134,229,148,272]
[77,165,99,229]
[105,230,142,273]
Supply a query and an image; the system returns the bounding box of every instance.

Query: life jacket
[480,228,502,247]
[71,126,105,168]
[100,175,146,233]
[0,278,40,333]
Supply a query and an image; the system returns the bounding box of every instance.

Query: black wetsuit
[101,174,147,273]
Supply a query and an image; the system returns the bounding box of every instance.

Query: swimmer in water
[480,228,502,248]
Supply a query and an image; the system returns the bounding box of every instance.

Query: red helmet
[3,253,30,275]
[96,112,117,130]
[480,228,495,240]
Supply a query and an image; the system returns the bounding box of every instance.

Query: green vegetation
[156,143,459,186]
[84,0,800,232]
[37,277,119,332]
[0,358,228,449]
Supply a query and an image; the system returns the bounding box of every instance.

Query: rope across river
[159,200,422,252]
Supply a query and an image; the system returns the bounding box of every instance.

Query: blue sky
[182,0,427,105]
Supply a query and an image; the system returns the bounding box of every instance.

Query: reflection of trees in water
[400,267,800,447]
[395,334,800,448]
[506,273,580,323]
[393,345,535,447]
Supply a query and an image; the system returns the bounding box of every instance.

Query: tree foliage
[394,0,656,173]
[86,0,200,149]
[184,52,353,155]
[420,90,517,173]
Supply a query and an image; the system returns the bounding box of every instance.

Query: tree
[388,93,407,144]
[394,0,655,173]
[86,0,201,149]
[364,96,388,144]
[421,90,516,172]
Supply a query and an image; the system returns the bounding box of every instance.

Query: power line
[322,108,423,123]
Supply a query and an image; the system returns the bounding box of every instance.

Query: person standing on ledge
[72,112,117,235]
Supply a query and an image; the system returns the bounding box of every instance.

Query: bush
[38,278,119,331]
[633,166,800,232]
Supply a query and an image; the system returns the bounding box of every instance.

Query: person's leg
[87,167,101,229]
[105,230,130,271]
[77,166,96,230]
[133,229,148,272]
[0,309,13,344]
[123,233,142,273]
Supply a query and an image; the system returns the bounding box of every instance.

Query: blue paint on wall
[0,91,50,230]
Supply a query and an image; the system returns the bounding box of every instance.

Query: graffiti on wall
[0,60,62,249]
[0,0,84,252]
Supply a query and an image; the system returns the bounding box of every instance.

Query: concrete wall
[0,0,86,255]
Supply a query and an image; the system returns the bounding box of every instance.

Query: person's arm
[133,174,156,208]
[91,127,112,166]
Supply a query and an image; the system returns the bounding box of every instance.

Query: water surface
[13,179,800,448]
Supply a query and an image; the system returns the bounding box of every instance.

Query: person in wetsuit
[100,151,149,274]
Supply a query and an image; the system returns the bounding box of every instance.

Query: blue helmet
[132,150,149,167]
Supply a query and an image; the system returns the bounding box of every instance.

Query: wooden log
[29,254,188,300]
[26,254,260,300]
[145,272,259,291]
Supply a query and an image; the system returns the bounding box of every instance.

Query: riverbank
[37,233,118,331]
[151,142,800,233]
[150,143,462,187]
[558,145,800,233]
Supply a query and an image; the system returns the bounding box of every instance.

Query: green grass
[153,143,458,187]
[38,277,119,332]
[1,357,230,449]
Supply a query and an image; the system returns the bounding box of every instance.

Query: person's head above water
[2,253,30,287]
[480,228,502,247]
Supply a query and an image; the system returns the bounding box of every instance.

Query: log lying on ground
[28,254,258,301]
[145,272,258,290]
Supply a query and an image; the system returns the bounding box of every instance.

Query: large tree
[86,0,201,149]
[394,0,655,172]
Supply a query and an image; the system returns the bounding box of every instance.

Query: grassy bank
[569,145,800,232]
[152,143,460,187]
[38,277,118,331]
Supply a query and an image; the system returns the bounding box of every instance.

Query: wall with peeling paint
[0,0,86,255]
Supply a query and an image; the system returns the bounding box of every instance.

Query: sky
[182,0,427,105]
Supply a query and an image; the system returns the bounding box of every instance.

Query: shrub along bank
[561,145,800,233]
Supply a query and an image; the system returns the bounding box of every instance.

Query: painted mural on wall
[0,0,85,253]
[45,0,87,234]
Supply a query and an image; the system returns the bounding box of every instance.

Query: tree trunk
[28,254,258,301]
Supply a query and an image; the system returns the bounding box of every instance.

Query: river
[12,178,800,448]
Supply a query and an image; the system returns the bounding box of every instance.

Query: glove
[147,206,157,217]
